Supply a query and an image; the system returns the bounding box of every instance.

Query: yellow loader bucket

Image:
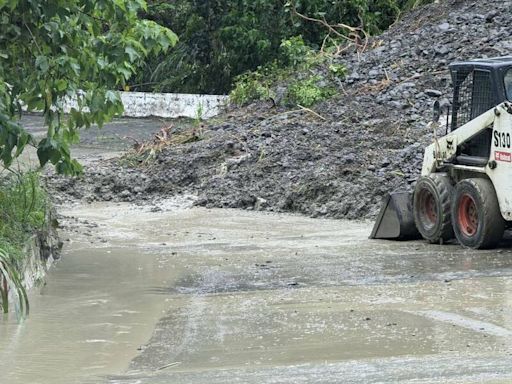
[370,192,421,240]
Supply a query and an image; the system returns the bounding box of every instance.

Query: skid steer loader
[371,57,512,249]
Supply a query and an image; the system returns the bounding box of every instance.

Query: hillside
[50,0,512,219]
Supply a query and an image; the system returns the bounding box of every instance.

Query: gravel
[48,0,512,219]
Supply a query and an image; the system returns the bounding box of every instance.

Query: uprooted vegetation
[120,118,208,167]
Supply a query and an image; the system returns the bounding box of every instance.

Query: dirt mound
[48,0,512,219]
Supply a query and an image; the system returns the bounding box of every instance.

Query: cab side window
[505,69,512,100]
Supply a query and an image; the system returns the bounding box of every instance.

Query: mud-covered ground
[48,0,512,219]
[5,202,512,384]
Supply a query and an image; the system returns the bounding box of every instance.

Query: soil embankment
[49,0,512,219]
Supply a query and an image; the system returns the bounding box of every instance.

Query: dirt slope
[50,0,512,219]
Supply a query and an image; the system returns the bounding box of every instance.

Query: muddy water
[0,202,191,384]
[3,201,512,383]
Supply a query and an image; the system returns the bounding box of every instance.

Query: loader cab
[449,57,512,159]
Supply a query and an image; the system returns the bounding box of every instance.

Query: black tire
[451,178,505,249]
[413,173,454,243]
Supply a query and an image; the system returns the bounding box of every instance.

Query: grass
[0,171,49,315]
[0,247,29,316]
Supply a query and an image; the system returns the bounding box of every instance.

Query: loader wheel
[451,178,505,249]
[413,174,454,243]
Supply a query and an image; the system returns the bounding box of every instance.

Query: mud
[3,202,512,383]
[46,0,512,219]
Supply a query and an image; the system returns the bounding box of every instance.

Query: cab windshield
[505,68,512,100]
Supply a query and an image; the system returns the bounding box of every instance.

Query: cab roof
[450,56,512,70]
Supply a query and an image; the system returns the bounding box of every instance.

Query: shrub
[229,71,274,106]
[286,76,336,107]
[230,36,343,107]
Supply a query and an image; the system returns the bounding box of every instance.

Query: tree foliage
[140,0,431,95]
[230,36,342,107]
[0,0,177,174]
[141,0,287,95]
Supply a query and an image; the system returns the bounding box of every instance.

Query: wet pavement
[20,114,168,150]
[17,114,174,168]
[2,201,512,383]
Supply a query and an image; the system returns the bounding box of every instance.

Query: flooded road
[2,201,512,383]
[5,115,512,382]
[0,202,186,384]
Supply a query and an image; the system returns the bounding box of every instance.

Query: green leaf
[36,138,60,167]
[35,56,50,73]
[104,90,115,102]
[55,79,67,92]
[0,248,29,316]
[125,46,139,61]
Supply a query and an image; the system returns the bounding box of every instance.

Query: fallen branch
[288,2,369,57]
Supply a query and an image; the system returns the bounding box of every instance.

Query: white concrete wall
[39,92,229,119]
[119,92,228,119]
[28,92,229,120]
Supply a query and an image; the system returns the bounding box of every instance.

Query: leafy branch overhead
[0,0,177,174]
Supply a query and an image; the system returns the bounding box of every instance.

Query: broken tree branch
[288,2,369,57]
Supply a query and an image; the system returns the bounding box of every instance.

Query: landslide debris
[49,0,512,219]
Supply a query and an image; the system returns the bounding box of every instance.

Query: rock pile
[49,0,512,219]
